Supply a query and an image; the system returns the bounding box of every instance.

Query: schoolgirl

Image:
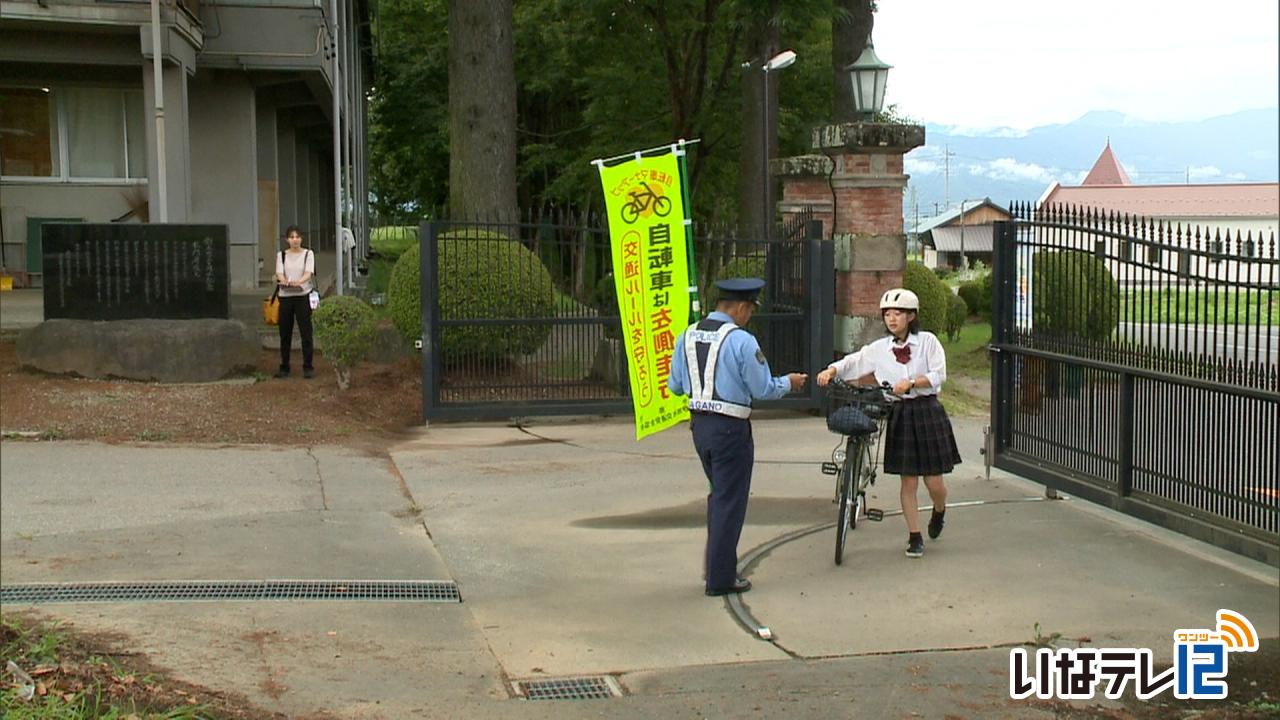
[816,288,961,558]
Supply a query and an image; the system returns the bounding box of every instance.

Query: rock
[17,319,259,383]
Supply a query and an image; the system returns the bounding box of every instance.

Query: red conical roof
[1082,141,1132,185]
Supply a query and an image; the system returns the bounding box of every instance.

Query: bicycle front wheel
[834,440,861,565]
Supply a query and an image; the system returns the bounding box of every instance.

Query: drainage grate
[513,676,621,701]
[0,580,461,605]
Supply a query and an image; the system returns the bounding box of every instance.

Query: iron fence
[418,209,831,420]
[990,203,1279,565]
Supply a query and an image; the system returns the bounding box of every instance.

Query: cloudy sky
[873,0,1280,130]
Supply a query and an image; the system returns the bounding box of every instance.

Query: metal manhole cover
[0,580,461,604]
[513,676,621,700]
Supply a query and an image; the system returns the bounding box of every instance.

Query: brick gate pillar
[774,122,925,354]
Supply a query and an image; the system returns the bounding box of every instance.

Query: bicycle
[823,377,893,565]
[620,181,673,224]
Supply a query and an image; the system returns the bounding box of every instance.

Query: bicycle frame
[827,379,891,565]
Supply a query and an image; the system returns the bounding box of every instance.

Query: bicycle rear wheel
[834,438,862,565]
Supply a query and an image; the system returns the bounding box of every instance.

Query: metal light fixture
[761,49,796,242]
[846,38,891,120]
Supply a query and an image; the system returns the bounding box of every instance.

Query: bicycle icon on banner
[621,181,673,224]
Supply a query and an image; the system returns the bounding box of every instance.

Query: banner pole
[675,139,701,322]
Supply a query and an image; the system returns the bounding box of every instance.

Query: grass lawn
[938,319,992,418]
[1121,287,1277,325]
[944,319,992,376]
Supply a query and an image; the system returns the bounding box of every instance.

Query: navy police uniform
[668,278,791,595]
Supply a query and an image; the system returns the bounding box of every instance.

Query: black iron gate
[419,211,832,421]
[989,204,1278,565]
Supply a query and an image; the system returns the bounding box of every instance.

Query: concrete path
[1,416,1276,719]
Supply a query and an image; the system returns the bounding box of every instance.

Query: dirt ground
[2,612,331,719]
[0,341,422,448]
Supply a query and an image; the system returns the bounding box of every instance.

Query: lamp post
[760,49,796,242]
[846,37,891,121]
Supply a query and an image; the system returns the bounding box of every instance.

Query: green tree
[368,0,449,220]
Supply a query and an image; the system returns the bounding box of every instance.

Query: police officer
[669,278,808,596]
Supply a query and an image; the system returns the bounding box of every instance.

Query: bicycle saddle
[827,405,878,436]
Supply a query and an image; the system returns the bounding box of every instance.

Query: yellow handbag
[263,286,280,325]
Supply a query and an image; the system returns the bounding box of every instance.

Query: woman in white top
[816,288,961,559]
[274,225,316,378]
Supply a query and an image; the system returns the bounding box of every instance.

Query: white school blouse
[826,331,947,398]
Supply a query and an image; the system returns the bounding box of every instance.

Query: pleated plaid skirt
[882,395,961,476]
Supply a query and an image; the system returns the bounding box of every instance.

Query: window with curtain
[1,86,146,180]
[67,87,132,178]
[0,87,59,177]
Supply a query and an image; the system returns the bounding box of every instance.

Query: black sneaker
[303,368,315,379]
[928,509,946,540]
[906,535,924,558]
[274,368,290,379]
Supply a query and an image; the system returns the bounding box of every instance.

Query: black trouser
[278,295,314,371]
[691,412,754,591]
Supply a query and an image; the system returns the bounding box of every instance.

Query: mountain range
[903,108,1279,223]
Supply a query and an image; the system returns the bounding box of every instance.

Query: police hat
[715,277,765,303]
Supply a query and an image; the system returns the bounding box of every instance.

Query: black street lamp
[846,38,891,121]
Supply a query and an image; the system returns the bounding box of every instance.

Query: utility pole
[943,144,955,212]
[909,185,919,262]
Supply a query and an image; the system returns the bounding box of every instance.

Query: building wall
[189,71,259,289]
[957,206,1009,226]
[0,183,142,275]
[2,0,371,294]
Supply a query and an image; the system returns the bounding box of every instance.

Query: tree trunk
[738,7,779,246]
[448,0,517,221]
[833,0,874,123]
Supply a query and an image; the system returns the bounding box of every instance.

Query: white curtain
[125,90,147,179]
[66,87,125,178]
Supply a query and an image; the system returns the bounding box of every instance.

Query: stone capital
[811,122,925,153]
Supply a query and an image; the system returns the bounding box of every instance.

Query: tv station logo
[1010,609,1259,701]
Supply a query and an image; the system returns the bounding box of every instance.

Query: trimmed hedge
[902,261,949,334]
[708,255,767,306]
[370,226,418,259]
[594,272,622,340]
[957,272,995,319]
[1032,250,1120,341]
[388,230,556,364]
[313,295,378,389]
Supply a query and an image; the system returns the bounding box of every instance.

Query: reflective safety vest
[684,319,752,419]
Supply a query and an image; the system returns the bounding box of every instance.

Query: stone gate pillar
[774,122,925,355]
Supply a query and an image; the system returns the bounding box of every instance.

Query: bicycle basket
[827,405,878,436]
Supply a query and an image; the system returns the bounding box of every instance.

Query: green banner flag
[596,148,692,440]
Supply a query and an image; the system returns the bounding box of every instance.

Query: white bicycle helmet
[879,288,919,311]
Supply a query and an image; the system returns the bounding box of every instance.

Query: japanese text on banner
[597,152,691,440]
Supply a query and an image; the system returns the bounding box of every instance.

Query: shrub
[313,295,378,389]
[957,272,995,320]
[932,266,951,281]
[388,230,556,364]
[946,293,969,342]
[902,261,949,334]
[979,271,994,318]
[370,226,418,259]
[1032,250,1120,341]
[707,255,767,305]
[594,272,621,340]
[957,280,983,317]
